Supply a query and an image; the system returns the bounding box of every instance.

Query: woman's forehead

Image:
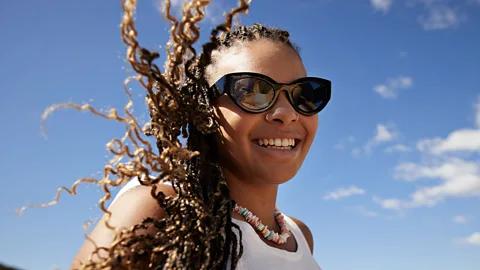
[208,40,306,84]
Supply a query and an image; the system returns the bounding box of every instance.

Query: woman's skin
[71,39,316,269]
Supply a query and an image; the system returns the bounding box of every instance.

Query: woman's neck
[224,171,281,231]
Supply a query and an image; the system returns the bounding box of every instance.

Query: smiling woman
[27,0,331,269]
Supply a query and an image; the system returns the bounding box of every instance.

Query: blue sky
[1,0,479,269]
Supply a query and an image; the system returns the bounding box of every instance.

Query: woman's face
[208,40,318,185]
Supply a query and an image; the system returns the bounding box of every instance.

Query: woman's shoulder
[105,181,178,228]
[105,183,170,227]
[71,182,176,268]
[287,215,314,254]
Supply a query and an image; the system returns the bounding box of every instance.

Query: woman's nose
[265,92,298,125]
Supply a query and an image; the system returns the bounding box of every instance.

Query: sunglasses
[209,72,331,116]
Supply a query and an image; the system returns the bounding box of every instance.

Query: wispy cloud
[355,205,378,217]
[452,215,468,224]
[417,129,480,154]
[385,144,412,153]
[406,0,468,30]
[394,158,480,207]
[395,158,479,182]
[373,99,480,212]
[324,186,366,200]
[335,136,356,150]
[419,6,461,30]
[382,158,480,210]
[375,0,474,31]
[456,232,480,246]
[415,96,480,154]
[373,196,404,211]
[364,124,399,153]
[371,0,393,13]
[375,124,397,142]
[374,76,413,99]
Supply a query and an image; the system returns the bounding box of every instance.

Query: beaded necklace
[233,202,291,245]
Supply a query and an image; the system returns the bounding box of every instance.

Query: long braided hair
[20,0,301,269]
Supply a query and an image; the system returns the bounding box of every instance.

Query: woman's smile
[251,138,303,160]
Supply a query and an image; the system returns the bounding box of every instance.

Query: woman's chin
[256,169,299,185]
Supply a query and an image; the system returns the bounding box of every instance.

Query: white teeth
[255,138,297,147]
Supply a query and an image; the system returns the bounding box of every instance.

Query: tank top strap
[110,177,181,207]
[284,215,312,254]
[109,177,142,207]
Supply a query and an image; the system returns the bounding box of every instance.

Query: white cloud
[419,6,461,30]
[375,124,397,142]
[456,232,480,246]
[417,95,480,155]
[355,205,378,217]
[376,158,480,209]
[385,144,412,153]
[368,98,480,219]
[394,158,479,182]
[374,76,413,99]
[416,97,480,154]
[417,129,480,154]
[371,0,393,13]
[373,196,404,211]
[324,186,366,200]
[373,98,480,212]
[406,0,471,30]
[452,215,468,224]
[365,124,399,153]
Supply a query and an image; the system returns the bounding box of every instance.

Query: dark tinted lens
[292,82,328,112]
[233,78,274,110]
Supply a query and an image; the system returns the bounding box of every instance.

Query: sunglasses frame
[209,72,331,116]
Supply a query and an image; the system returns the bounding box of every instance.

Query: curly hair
[18,0,301,269]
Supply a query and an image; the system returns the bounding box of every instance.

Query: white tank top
[110,180,322,270]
